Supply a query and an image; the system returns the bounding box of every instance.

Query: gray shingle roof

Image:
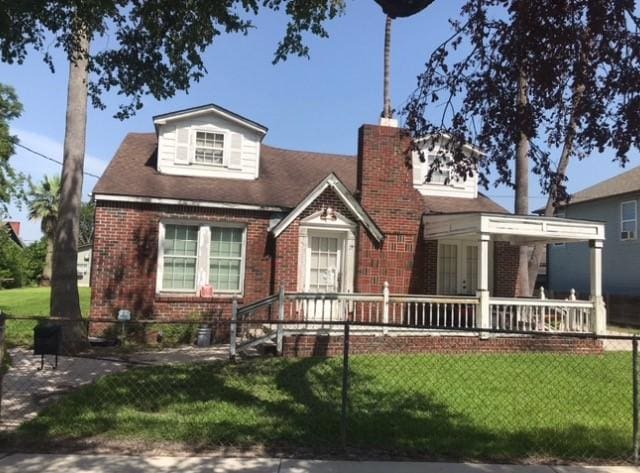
[568,165,640,205]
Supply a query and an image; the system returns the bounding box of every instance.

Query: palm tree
[27,175,61,285]
[374,0,435,120]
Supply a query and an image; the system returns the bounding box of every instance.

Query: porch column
[589,240,606,335]
[477,233,491,338]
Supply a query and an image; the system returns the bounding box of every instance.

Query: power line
[15,143,102,180]
[486,195,548,199]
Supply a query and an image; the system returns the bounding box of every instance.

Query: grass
[11,352,634,462]
[0,287,91,346]
[608,324,640,335]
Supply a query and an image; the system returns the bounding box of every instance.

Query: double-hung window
[209,227,244,291]
[425,153,450,184]
[162,224,199,290]
[159,223,246,294]
[621,201,637,240]
[194,131,225,165]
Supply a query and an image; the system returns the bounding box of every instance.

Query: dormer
[153,104,268,180]
[412,134,480,199]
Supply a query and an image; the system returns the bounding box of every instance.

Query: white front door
[304,232,344,320]
[305,233,343,293]
[438,240,479,295]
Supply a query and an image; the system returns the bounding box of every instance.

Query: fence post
[229,297,238,361]
[633,337,639,464]
[276,285,285,356]
[340,320,350,450]
[382,281,389,335]
[0,312,4,421]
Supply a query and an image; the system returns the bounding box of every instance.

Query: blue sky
[1,0,636,243]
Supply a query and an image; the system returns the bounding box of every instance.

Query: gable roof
[272,174,384,243]
[153,103,268,136]
[93,133,507,216]
[564,165,640,206]
[3,221,24,248]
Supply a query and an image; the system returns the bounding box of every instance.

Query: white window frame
[191,129,228,167]
[156,220,247,296]
[425,153,451,185]
[621,200,637,241]
[208,225,247,294]
[436,239,493,295]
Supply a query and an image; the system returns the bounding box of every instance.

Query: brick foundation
[282,334,603,357]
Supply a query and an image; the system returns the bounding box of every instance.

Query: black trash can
[33,324,62,369]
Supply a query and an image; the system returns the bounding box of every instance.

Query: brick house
[90,104,607,341]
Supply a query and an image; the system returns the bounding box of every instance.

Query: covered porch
[230,213,606,357]
[423,212,606,335]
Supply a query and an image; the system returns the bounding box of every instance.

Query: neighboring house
[547,166,640,325]
[77,244,92,287]
[90,103,607,340]
[3,221,24,248]
[548,166,640,296]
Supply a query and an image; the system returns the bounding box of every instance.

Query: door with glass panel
[304,232,344,321]
[437,240,478,296]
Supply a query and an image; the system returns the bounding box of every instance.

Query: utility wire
[15,142,102,180]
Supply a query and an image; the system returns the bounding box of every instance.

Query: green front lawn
[0,287,91,346]
[13,352,634,462]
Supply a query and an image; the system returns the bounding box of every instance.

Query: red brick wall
[282,334,603,357]
[273,186,361,294]
[494,241,519,297]
[356,125,427,293]
[90,201,273,322]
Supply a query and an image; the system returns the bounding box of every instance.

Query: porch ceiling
[423,212,605,245]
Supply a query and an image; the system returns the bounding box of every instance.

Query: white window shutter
[175,128,191,165]
[228,133,243,169]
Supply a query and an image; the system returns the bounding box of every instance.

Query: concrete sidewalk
[0,454,637,473]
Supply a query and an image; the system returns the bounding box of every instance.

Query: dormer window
[425,153,451,185]
[412,134,480,199]
[194,131,225,165]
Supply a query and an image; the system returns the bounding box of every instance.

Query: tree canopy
[0,0,346,119]
[404,0,640,205]
[0,83,24,218]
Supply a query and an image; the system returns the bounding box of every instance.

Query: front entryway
[302,230,351,321]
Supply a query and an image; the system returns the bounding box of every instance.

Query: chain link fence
[0,313,638,463]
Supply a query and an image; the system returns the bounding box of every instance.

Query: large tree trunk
[50,30,89,350]
[527,83,585,294]
[382,15,392,119]
[41,235,54,285]
[515,68,530,297]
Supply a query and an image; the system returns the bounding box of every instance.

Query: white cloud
[5,128,109,243]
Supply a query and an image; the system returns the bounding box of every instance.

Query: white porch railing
[285,292,479,330]
[230,283,599,358]
[489,298,594,333]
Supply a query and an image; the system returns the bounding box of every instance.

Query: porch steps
[236,332,277,354]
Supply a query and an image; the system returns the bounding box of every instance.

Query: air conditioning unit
[621,231,636,240]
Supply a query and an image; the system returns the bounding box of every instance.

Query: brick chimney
[355,124,426,294]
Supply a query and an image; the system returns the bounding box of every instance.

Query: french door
[438,240,479,296]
